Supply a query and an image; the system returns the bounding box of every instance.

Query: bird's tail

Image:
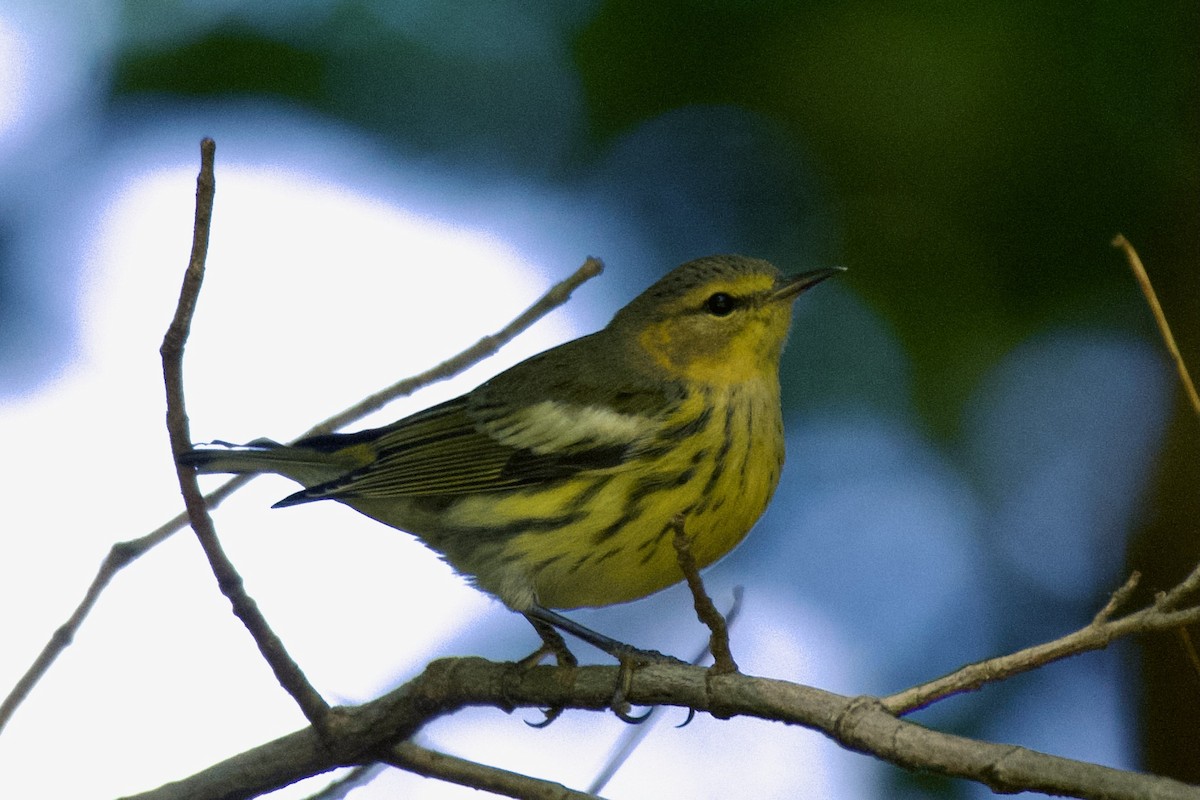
[178,439,337,477]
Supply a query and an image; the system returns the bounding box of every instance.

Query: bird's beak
[772,267,846,302]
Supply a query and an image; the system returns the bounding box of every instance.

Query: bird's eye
[704,292,737,316]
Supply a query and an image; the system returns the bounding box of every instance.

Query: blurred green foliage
[577,0,1197,432]
[115,30,325,102]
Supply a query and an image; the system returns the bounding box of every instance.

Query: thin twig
[885,241,1200,718]
[314,256,604,435]
[1160,564,1200,613]
[1092,570,1141,624]
[1112,234,1200,417]
[670,514,737,674]
[385,741,605,800]
[1176,629,1200,688]
[883,562,1200,715]
[1112,234,1200,686]
[159,138,332,731]
[0,254,604,737]
[301,764,387,800]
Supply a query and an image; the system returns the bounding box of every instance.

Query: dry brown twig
[0,146,604,736]
[160,137,334,733]
[157,139,614,797]
[158,140,609,795]
[884,567,1200,715]
[1111,234,1200,678]
[884,238,1200,717]
[1112,234,1199,418]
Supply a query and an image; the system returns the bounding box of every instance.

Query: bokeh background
[0,2,1196,798]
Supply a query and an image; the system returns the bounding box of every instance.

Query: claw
[608,653,655,724]
[517,616,577,727]
[675,707,697,729]
[526,706,565,729]
[612,704,653,725]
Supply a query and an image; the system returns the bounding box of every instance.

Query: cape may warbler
[181,255,837,626]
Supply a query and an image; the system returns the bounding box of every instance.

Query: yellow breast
[483,379,785,609]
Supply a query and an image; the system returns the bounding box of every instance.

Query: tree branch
[119,654,1200,800]
[312,256,603,436]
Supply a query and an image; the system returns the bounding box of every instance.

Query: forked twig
[1112,234,1200,680]
[160,138,332,732]
[884,563,1200,715]
[0,144,604,737]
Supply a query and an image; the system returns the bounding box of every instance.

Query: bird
[179,254,839,659]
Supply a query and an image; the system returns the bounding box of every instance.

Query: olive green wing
[276,381,674,506]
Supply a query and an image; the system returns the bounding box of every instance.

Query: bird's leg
[520,614,578,669]
[609,653,653,724]
[670,514,739,674]
[525,605,687,666]
[526,606,674,726]
[518,615,578,729]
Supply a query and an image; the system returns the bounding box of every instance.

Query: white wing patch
[486,400,656,454]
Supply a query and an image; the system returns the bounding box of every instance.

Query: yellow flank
[180,255,839,612]
[488,383,783,608]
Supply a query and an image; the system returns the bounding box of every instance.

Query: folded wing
[277,379,677,505]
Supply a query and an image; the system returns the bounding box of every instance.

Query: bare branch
[1112,234,1200,418]
[0,227,603,736]
[313,255,604,436]
[1093,570,1141,624]
[159,137,333,731]
[119,655,1200,800]
[883,568,1200,715]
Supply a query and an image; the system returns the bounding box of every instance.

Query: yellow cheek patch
[638,307,791,386]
